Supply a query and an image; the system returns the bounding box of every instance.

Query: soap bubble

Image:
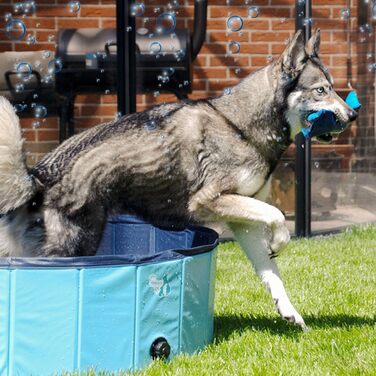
[145,120,157,130]
[373,4,376,19]
[156,12,176,34]
[131,3,145,17]
[32,120,40,129]
[48,34,55,42]
[4,13,12,21]
[15,83,24,92]
[68,0,81,14]
[150,41,162,54]
[6,19,26,41]
[227,16,243,32]
[34,105,47,118]
[16,62,33,81]
[368,63,376,72]
[48,58,63,74]
[248,6,259,18]
[14,103,27,113]
[340,8,350,20]
[302,17,313,26]
[26,34,36,45]
[42,50,51,59]
[228,41,240,54]
[224,87,232,95]
[14,1,36,14]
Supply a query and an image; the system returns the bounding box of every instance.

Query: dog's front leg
[192,194,307,330]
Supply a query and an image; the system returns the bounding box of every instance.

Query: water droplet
[156,12,176,34]
[131,3,145,17]
[42,50,51,59]
[227,15,243,32]
[248,6,259,18]
[224,87,232,95]
[150,41,162,54]
[68,1,80,14]
[228,40,240,54]
[26,33,36,45]
[34,105,47,118]
[340,8,350,20]
[153,91,160,97]
[6,19,26,41]
[15,83,24,92]
[16,62,33,81]
[47,58,63,74]
[145,120,157,130]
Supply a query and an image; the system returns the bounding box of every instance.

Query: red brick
[38,130,60,141]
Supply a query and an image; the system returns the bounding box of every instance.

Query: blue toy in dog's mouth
[301,91,361,142]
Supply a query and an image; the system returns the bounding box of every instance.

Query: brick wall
[0,0,370,165]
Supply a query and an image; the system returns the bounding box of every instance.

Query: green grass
[73,225,376,376]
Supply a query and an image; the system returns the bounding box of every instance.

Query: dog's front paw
[275,298,308,331]
[270,221,290,254]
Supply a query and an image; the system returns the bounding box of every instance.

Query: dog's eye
[316,87,325,94]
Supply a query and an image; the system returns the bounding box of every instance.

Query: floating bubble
[34,105,47,118]
[302,17,313,26]
[153,91,160,97]
[153,7,161,14]
[368,63,376,72]
[183,80,189,86]
[47,58,63,74]
[226,15,243,32]
[224,87,232,95]
[228,41,240,54]
[26,34,36,45]
[137,27,148,35]
[42,50,51,59]
[48,34,55,42]
[14,103,27,113]
[174,49,185,61]
[4,13,12,21]
[266,55,274,63]
[68,1,81,14]
[16,61,33,81]
[156,12,177,34]
[163,67,175,76]
[126,26,133,32]
[105,89,110,94]
[157,74,169,83]
[150,41,162,54]
[167,0,179,10]
[6,19,26,41]
[372,4,376,20]
[32,120,40,129]
[340,8,350,20]
[131,3,145,17]
[14,1,36,14]
[15,83,24,92]
[234,67,241,75]
[248,6,259,18]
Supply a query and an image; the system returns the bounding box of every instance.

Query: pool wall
[0,216,218,375]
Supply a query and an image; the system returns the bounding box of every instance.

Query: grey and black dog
[0,30,357,329]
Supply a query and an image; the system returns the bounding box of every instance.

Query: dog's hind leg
[191,194,307,330]
[42,208,106,257]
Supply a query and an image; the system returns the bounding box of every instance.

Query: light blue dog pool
[0,215,218,375]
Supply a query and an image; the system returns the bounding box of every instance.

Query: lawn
[76,225,376,376]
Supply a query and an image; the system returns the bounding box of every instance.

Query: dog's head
[276,29,358,143]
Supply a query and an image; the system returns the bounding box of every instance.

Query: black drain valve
[150,337,171,360]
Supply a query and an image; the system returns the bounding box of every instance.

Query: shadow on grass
[214,314,376,341]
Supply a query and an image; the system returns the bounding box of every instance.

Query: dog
[0,29,357,329]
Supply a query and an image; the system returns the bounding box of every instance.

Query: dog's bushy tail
[0,97,36,213]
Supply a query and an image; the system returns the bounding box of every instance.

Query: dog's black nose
[348,110,358,122]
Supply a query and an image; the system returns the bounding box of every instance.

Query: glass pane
[310,1,376,233]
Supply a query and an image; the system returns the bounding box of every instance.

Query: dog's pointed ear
[280,30,307,78]
[305,29,321,57]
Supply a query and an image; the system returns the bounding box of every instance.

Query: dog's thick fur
[0,30,357,328]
